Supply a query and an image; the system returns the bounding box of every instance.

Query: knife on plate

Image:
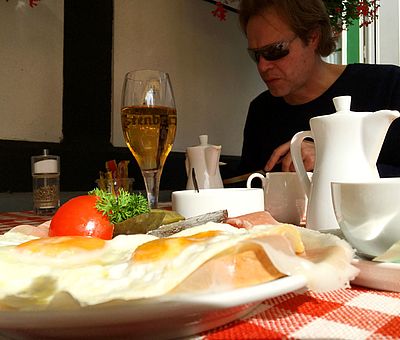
[148,210,228,237]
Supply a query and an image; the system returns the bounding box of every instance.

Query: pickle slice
[151,209,185,225]
[113,211,166,236]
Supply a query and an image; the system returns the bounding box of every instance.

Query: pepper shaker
[31,149,60,215]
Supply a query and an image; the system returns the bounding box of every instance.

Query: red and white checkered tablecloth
[1,211,400,339]
[194,286,400,339]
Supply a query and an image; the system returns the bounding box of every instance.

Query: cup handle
[246,173,266,189]
[290,131,312,198]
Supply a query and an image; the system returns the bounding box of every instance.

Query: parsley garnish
[88,188,150,224]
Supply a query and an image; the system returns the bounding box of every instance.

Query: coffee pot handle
[290,131,312,198]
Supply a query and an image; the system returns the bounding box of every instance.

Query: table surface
[0,211,399,339]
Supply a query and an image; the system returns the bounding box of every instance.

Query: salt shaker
[31,149,60,215]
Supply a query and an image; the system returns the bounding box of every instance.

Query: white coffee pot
[290,95,400,230]
[185,135,223,189]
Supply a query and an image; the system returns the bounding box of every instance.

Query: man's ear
[307,28,321,49]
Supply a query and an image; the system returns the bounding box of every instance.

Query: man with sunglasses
[238,0,400,177]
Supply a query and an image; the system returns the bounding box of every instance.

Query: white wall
[112,0,264,155]
[0,0,64,142]
[0,0,263,156]
[377,0,400,65]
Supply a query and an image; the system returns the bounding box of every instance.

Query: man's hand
[265,140,315,172]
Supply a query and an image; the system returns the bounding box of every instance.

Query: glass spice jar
[31,149,60,215]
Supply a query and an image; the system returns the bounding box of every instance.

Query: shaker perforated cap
[32,149,60,174]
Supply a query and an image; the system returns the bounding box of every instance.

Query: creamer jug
[290,96,400,230]
[185,135,223,189]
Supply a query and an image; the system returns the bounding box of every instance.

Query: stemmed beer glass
[121,70,177,208]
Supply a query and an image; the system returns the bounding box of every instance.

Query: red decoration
[211,1,227,21]
[325,0,380,32]
[29,0,40,7]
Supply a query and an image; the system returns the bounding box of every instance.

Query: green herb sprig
[88,188,150,224]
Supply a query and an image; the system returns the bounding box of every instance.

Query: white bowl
[331,178,400,257]
[172,188,264,218]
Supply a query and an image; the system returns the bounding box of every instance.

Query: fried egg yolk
[17,236,106,255]
[132,231,221,262]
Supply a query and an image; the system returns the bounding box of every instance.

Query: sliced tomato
[49,195,114,239]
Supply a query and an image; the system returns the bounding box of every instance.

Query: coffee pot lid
[199,135,208,146]
[188,135,211,149]
[333,96,351,113]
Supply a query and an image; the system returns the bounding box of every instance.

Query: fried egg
[0,230,39,248]
[0,222,359,311]
[0,233,156,309]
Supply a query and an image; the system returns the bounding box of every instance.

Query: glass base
[142,169,161,209]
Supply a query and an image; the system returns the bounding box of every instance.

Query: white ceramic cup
[246,172,307,225]
[171,188,264,218]
[331,178,400,257]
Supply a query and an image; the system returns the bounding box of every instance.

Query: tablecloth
[196,286,400,339]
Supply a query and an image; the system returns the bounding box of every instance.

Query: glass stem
[141,169,161,209]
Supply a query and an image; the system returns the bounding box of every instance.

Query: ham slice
[7,221,50,238]
[225,211,279,229]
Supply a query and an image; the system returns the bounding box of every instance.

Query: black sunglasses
[248,36,297,63]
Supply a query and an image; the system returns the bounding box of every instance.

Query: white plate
[0,275,307,340]
[351,258,400,292]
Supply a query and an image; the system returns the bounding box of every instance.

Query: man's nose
[257,56,274,72]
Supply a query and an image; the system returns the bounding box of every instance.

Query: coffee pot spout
[362,110,400,164]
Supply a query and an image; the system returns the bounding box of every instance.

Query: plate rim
[0,275,307,328]
[351,257,400,292]
[352,257,400,269]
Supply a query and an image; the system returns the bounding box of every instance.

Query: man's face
[246,8,319,104]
